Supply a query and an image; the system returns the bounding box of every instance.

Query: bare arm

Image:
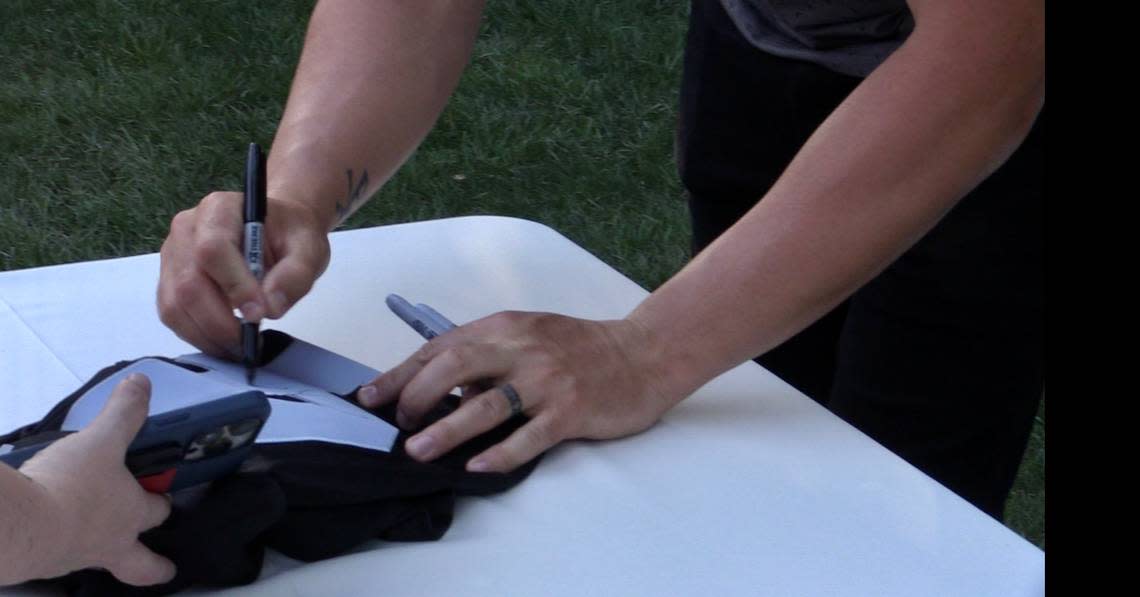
[269,0,487,230]
[630,0,1045,401]
[368,0,1045,472]
[158,0,486,354]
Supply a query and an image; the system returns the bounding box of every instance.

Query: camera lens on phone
[228,418,261,436]
[186,427,231,460]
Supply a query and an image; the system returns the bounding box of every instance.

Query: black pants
[677,0,1044,520]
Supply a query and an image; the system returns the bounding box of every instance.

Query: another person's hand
[157,192,330,357]
[17,374,176,586]
[357,312,682,473]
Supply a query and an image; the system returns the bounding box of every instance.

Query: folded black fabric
[1,336,540,596]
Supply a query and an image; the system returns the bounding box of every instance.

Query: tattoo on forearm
[335,168,370,224]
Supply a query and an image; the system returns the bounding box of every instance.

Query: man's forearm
[629,0,1044,399]
[267,0,486,230]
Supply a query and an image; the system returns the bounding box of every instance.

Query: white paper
[262,335,381,394]
[61,358,239,430]
[60,343,397,453]
[175,353,376,422]
[259,398,397,452]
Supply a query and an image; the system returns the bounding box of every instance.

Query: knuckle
[558,388,583,414]
[283,260,319,289]
[169,272,203,304]
[217,276,246,299]
[545,407,573,434]
[157,306,176,328]
[531,313,572,339]
[531,362,570,396]
[530,353,560,378]
[532,312,558,327]
[550,408,582,438]
[440,347,469,374]
[523,417,557,448]
[156,294,179,326]
[562,376,586,406]
[169,209,195,233]
[412,341,438,365]
[488,310,526,328]
[369,373,393,396]
[398,384,428,415]
[193,233,230,266]
[201,191,232,210]
[473,393,504,420]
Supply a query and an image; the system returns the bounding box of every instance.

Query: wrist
[9,472,71,582]
[268,193,333,233]
[615,314,707,410]
[267,142,367,232]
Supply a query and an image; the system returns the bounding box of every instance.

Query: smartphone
[0,390,271,493]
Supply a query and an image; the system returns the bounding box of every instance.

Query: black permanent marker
[242,143,267,384]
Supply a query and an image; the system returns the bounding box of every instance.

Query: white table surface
[0,216,1044,596]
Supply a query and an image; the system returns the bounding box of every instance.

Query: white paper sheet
[175,354,377,422]
[60,341,396,453]
[60,358,238,430]
[261,335,381,394]
[258,399,397,452]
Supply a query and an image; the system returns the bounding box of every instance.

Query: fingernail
[467,458,490,473]
[268,291,289,317]
[124,373,150,394]
[406,434,435,459]
[239,301,265,322]
[396,409,411,429]
[357,385,378,406]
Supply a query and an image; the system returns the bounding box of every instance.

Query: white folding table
[0,216,1044,596]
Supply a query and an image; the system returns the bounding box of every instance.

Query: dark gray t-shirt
[720,0,914,77]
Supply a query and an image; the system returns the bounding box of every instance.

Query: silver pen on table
[386,293,494,396]
[415,303,457,334]
[385,294,445,339]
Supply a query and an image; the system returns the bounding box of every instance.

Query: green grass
[0,0,1042,549]
[1006,400,1045,549]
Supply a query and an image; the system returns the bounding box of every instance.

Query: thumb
[262,243,326,319]
[88,373,152,453]
[260,196,330,318]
